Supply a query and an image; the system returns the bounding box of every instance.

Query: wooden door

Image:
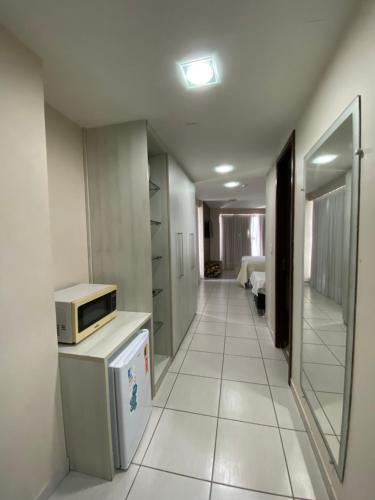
[275,131,295,383]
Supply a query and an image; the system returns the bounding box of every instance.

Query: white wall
[291,1,375,498]
[265,169,276,335]
[45,104,89,290]
[0,27,67,500]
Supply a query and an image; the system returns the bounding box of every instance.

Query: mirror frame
[300,96,361,480]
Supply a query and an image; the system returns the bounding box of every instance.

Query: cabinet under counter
[58,311,152,480]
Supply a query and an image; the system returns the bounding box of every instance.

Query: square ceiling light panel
[180,56,220,89]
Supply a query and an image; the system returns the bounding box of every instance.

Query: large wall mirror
[301,97,361,480]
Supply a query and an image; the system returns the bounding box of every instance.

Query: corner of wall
[0,25,67,500]
[37,458,69,500]
[45,104,90,289]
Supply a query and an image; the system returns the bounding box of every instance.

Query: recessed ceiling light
[224,181,240,188]
[312,154,338,165]
[180,56,219,89]
[214,164,234,174]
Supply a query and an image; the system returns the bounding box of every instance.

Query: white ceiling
[0,0,356,207]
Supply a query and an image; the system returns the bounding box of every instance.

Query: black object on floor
[254,292,266,316]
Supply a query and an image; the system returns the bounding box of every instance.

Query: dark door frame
[275,131,295,384]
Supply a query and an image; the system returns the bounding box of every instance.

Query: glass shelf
[153,321,164,334]
[149,180,160,193]
[152,256,163,262]
[152,288,163,298]
[150,219,162,226]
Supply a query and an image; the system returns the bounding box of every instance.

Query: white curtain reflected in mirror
[301,98,361,480]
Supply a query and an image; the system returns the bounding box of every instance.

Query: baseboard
[290,380,337,500]
[36,458,69,500]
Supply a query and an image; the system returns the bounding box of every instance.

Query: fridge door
[109,329,152,469]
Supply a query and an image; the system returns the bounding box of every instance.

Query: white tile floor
[50,280,329,500]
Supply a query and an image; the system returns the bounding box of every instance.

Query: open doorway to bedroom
[219,212,265,279]
[198,204,266,281]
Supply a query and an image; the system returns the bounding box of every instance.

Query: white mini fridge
[108,329,152,469]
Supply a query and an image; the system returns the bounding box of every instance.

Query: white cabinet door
[168,157,198,354]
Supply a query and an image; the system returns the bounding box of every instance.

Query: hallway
[52,280,329,500]
[2,2,375,498]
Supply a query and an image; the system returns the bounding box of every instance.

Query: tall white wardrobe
[84,120,197,393]
[168,156,198,354]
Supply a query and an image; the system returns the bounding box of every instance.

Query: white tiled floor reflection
[51,280,329,500]
[302,283,346,462]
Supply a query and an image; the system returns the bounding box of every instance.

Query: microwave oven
[55,283,117,344]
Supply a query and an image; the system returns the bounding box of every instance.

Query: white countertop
[58,311,151,361]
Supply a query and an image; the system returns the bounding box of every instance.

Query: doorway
[275,131,295,383]
[197,204,204,279]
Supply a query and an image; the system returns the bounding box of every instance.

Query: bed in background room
[237,256,266,287]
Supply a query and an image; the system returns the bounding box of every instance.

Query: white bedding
[237,256,266,287]
[250,271,266,296]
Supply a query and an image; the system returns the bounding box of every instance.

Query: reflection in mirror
[301,98,360,480]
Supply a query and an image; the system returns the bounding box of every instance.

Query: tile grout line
[126,337,191,493]
[125,306,199,498]
[143,339,191,470]
[211,479,294,500]
[162,344,193,411]
[177,284,297,497]
[169,340,190,375]
[260,352,295,499]
[303,388,344,395]
[173,367,291,388]
[137,463,295,499]
[302,367,344,396]
[119,285,224,498]
[322,342,346,367]
[303,325,346,359]
[301,359,342,367]
[163,343,191,409]
[131,381,172,469]
[128,401,172,499]
[302,369,339,438]
[188,345,289,362]
[148,282,321,500]
[124,464,142,500]
[153,404,311,433]
[208,304,227,500]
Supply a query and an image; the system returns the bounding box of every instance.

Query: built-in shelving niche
[148,146,173,389]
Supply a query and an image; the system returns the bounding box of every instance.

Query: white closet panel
[168,156,198,354]
[85,120,152,314]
